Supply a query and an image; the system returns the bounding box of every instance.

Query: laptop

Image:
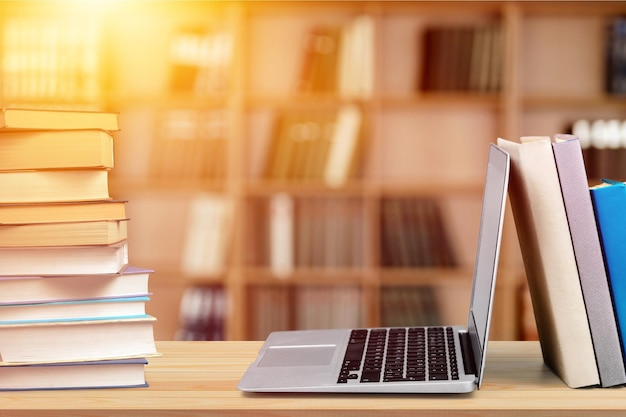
[238,143,510,394]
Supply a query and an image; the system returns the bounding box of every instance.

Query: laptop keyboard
[337,327,459,384]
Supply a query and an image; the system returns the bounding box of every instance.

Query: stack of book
[0,108,158,391]
[499,134,626,389]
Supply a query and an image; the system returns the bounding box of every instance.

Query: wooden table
[0,341,625,416]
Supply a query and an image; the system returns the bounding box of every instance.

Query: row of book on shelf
[246,285,443,342]
[174,283,445,342]
[571,118,626,180]
[1,17,103,105]
[606,16,626,96]
[499,133,626,389]
[420,23,503,93]
[179,189,458,280]
[0,107,157,391]
[143,102,362,185]
[149,108,228,181]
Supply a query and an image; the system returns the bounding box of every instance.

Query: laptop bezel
[467,144,510,389]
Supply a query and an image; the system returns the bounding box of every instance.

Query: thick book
[0,358,148,391]
[497,136,600,388]
[0,266,152,304]
[0,241,128,276]
[552,135,626,387]
[0,316,157,364]
[0,169,110,203]
[0,219,128,247]
[0,108,119,131]
[590,179,626,364]
[0,129,114,170]
[0,200,127,224]
[0,296,149,323]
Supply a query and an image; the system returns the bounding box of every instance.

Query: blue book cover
[590,179,626,355]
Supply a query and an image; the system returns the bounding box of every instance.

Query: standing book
[497,136,599,388]
[590,179,626,364]
[552,135,626,387]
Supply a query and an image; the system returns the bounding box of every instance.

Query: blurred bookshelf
[1,1,625,341]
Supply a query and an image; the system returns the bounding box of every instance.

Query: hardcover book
[590,179,626,364]
[552,135,626,387]
[0,108,119,131]
[497,136,599,388]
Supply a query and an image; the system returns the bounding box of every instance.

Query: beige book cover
[497,136,599,388]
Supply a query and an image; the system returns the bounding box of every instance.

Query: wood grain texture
[0,341,624,416]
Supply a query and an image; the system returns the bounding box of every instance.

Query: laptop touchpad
[259,345,336,367]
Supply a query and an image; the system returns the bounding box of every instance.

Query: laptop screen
[467,144,509,388]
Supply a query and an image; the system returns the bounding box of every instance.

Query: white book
[0,241,128,276]
[269,193,294,278]
[181,193,232,277]
[324,105,362,188]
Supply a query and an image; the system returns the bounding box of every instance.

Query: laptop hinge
[459,332,477,376]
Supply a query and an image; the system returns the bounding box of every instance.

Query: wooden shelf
[2,1,625,342]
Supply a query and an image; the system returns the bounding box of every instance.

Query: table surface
[1,340,626,417]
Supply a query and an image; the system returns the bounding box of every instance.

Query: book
[590,179,626,366]
[180,193,233,277]
[0,129,114,170]
[337,15,374,99]
[0,169,110,203]
[0,200,127,224]
[0,266,152,304]
[497,136,600,388]
[0,241,128,276]
[0,219,128,247]
[0,358,148,391]
[269,193,294,278]
[0,316,157,364]
[0,108,119,131]
[298,25,341,94]
[552,135,626,387]
[606,17,626,95]
[176,285,226,341]
[324,104,362,188]
[0,296,149,323]
[420,24,503,93]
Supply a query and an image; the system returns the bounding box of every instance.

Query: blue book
[590,179,626,357]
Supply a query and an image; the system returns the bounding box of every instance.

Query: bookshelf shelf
[2,0,625,341]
